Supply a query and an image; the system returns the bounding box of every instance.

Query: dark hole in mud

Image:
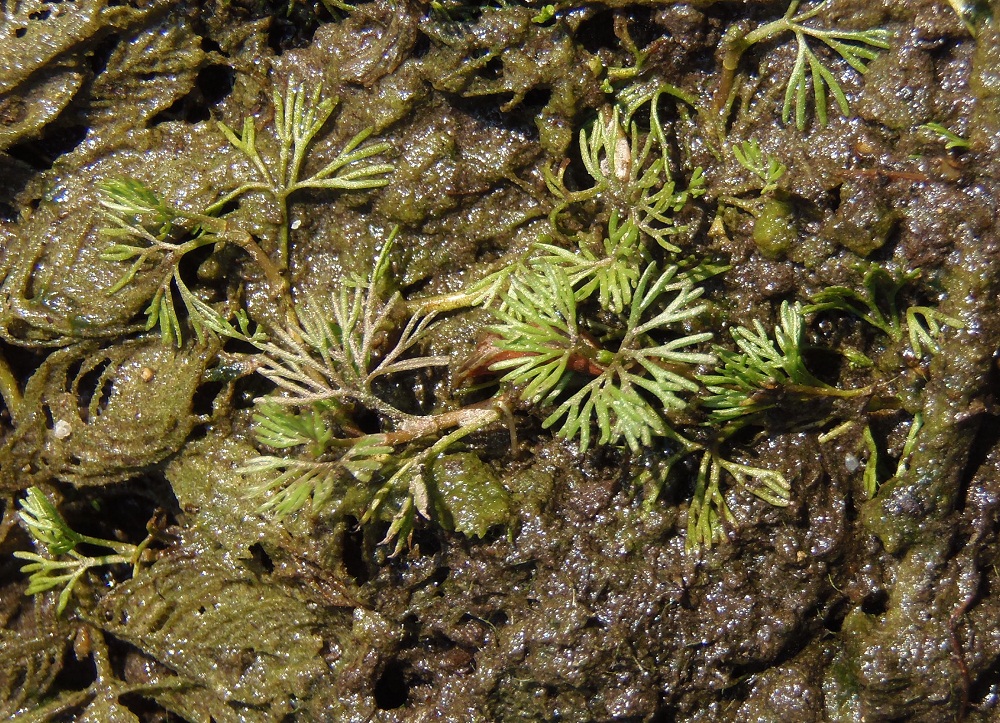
[410,526,441,556]
[85,483,177,542]
[825,184,844,213]
[213,198,241,218]
[447,92,539,141]
[969,655,1000,710]
[266,11,320,57]
[198,64,236,106]
[89,33,120,75]
[75,360,112,422]
[5,123,88,170]
[412,31,431,59]
[374,659,409,710]
[521,87,552,114]
[229,373,266,410]
[191,380,225,418]
[50,643,98,694]
[342,517,370,585]
[119,690,184,721]
[728,634,813,695]
[14,26,26,37]
[802,346,844,387]
[650,704,681,722]
[955,411,1000,513]
[0,344,44,393]
[861,590,889,616]
[576,10,620,55]
[186,420,210,443]
[149,64,235,125]
[449,90,515,121]
[200,36,223,54]
[248,542,274,575]
[481,54,504,80]
[175,241,214,295]
[429,565,450,587]
[823,596,849,632]
[576,8,668,58]
[625,9,658,47]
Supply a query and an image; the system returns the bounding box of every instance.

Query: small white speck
[844,453,860,473]
[53,420,72,439]
[290,219,302,230]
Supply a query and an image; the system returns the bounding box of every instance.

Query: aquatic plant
[488,260,713,452]
[14,488,150,615]
[99,79,393,346]
[806,264,963,358]
[217,79,393,266]
[717,0,891,129]
[81,71,961,564]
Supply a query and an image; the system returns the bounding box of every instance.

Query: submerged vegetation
[2,0,997,719]
[74,74,958,559]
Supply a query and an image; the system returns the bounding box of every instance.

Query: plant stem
[0,349,22,424]
[226,230,289,299]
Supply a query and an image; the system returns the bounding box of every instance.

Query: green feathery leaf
[806,265,962,357]
[733,139,787,195]
[17,488,83,556]
[920,122,970,150]
[534,263,713,452]
[701,301,837,428]
[14,488,139,615]
[731,1,891,130]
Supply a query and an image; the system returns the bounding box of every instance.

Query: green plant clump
[8,2,963,625]
[66,68,949,564]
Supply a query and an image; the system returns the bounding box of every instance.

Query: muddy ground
[2,0,1000,720]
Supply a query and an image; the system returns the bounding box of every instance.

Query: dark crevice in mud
[50,643,98,695]
[266,9,321,57]
[88,32,120,75]
[72,479,179,545]
[119,691,185,722]
[374,659,410,710]
[74,361,113,423]
[190,380,225,419]
[0,345,45,392]
[651,704,681,722]
[197,64,236,106]
[247,542,274,576]
[411,30,431,59]
[861,589,889,616]
[5,124,88,171]
[969,655,1000,713]
[200,35,223,54]
[0,200,18,221]
[823,596,850,632]
[409,527,442,557]
[954,411,1000,514]
[445,91,543,141]
[480,54,504,81]
[575,10,622,55]
[149,64,236,126]
[342,518,370,586]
